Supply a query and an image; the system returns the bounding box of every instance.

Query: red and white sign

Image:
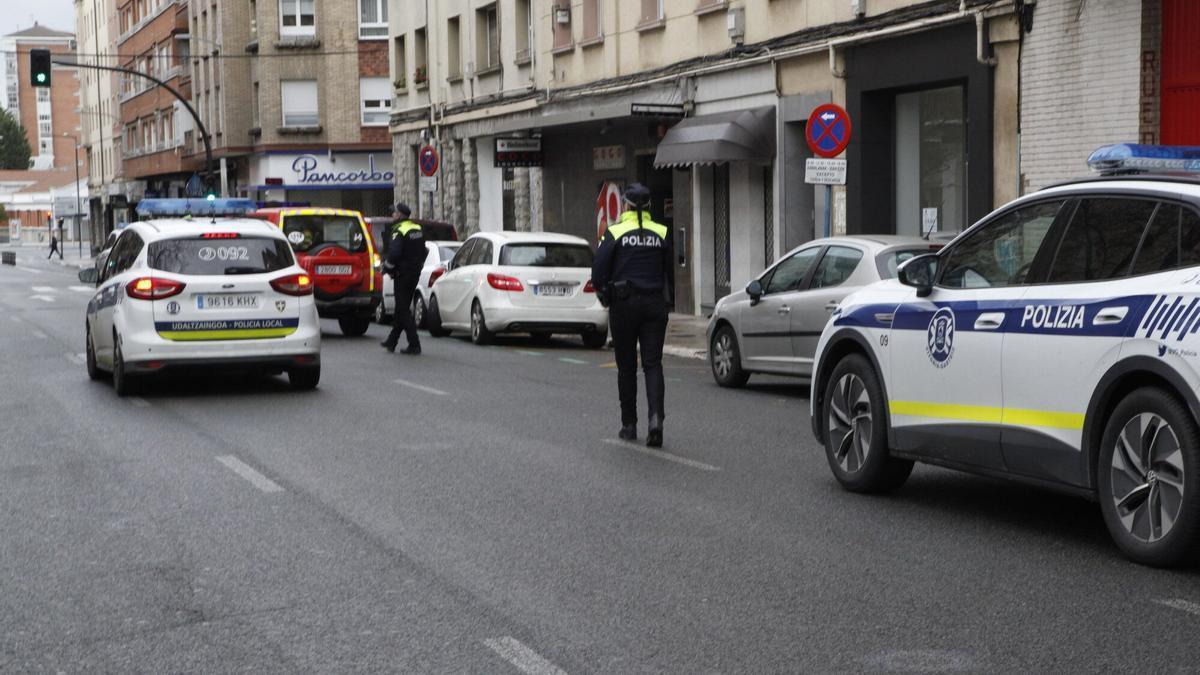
[418,145,440,177]
[595,181,623,240]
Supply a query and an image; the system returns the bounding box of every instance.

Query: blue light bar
[135,198,257,218]
[1088,144,1200,174]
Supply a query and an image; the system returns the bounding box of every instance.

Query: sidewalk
[663,312,709,361]
[0,243,93,270]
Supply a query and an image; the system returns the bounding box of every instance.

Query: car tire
[85,324,103,381]
[427,296,451,337]
[413,295,427,330]
[822,353,912,493]
[1098,387,1200,567]
[710,325,750,388]
[338,316,371,337]
[581,329,608,349]
[374,298,391,325]
[471,301,495,346]
[112,337,138,397]
[288,365,321,390]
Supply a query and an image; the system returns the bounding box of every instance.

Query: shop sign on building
[592,145,626,171]
[494,138,543,167]
[252,152,395,190]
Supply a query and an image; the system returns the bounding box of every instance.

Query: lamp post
[62,133,83,256]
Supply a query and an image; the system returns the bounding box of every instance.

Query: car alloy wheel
[1109,412,1185,544]
[470,302,494,345]
[413,297,426,329]
[712,333,734,379]
[828,372,872,474]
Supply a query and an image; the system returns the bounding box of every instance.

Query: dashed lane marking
[32,286,56,293]
[516,350,544,357]
[15,266,43,274]
[128,396,151,408]
[392,378,449,396]
[599,362,618,369]
[483,637,566,675]
[216,455,284,493]
[30,329,47,339]
[31,295,55,303]
[1156,599,1200,617]
[602,438,721,472]
[69,285,93,293]
[558,357,589,365]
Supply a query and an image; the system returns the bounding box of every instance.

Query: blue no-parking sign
[806,104,852,158]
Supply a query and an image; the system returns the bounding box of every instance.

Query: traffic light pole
[53,60,216,194]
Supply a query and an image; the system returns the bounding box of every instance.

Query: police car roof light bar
[1088,144,1200,175]
[136,198,257,219]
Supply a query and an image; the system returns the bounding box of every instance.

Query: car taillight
[428,266,446,288]
[487,273,524,292]
[201,232,240,239]
[584,279,595,293]
[271,273,314,296]
[125,276,185,300]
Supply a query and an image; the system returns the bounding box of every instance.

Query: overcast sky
[1,0,76,38]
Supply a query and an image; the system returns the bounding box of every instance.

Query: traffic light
[30,49,51,88]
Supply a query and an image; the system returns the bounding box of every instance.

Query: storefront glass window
[894,85,966,237]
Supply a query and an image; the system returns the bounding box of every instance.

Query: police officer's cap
[624,183,651,208]
[394,202,412,217]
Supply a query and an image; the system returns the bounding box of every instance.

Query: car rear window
[876,248,933,279]
[282,215,367,253]
[148,237,294,275]
[500,243,593,267]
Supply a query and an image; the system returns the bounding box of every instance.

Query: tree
[0,107,32,170]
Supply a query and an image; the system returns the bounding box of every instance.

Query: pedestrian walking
[592,183,674,447]
[47,231,61,260]
[380,202,425,355]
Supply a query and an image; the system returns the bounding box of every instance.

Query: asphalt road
[3,250,1200,673]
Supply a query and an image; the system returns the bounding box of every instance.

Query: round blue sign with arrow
[806,103,852,158]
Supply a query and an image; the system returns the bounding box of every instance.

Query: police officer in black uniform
[380,202,425,355]
[592,183,674,447]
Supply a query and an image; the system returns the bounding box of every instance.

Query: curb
[663,345,706,361]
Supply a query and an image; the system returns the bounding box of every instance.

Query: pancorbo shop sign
[254,152,395,190]
[290,154,395,185]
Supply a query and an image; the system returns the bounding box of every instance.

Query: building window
[360,77,391,125]
[280,79,319,126]
[639,0,663,25]
[475,3,500,73]
[552,0,572,51]
[582,0,601,42]
[252,82,260,127]
[280,0,315,35]
[894,85,966,236]
[393,34,407,89]
[359,0,387,39]
[36,88,49,103]
[249,0,258,37]
[515,0,532,61]
[414,28,428,87]
[446,16,461,79]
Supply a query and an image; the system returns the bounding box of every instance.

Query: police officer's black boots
[380,340,396,353]
[646,414,663,448]
[400,343,421,355]
[619,423,637,441]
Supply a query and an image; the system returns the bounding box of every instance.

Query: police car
[810,145,1200,567]
[78,198,322,395]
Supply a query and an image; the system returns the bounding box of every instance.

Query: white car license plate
[536,284,571,297]
[317,265,352,275]
[196,293,259,310]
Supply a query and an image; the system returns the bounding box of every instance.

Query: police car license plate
[535,284,571,297]
[196,293,259,310]
[317,265,352,275]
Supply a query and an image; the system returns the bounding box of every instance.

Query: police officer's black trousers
[385,272,421,348]
[609,292,668,426]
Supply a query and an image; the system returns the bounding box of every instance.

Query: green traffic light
[35,74,45,83]
[206,193,216,201]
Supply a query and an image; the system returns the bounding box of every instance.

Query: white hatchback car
[375,240,462,328]
[426,231,609,347]
[80,214,321,395]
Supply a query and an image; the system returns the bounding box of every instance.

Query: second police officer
[380,202,425,355]
[592,183,674,448]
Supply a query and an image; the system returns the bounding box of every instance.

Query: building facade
[0,25,84,172]
[390,0,1023,314]
[187,0,393,215]
[76,0,125,248]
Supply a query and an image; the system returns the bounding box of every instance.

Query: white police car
[79,198,322,395]
[811,145,1200,567]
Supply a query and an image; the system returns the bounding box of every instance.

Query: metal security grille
[713,164,731,299]
[763,166,774,265]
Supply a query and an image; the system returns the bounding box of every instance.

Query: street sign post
[805,103,852,237]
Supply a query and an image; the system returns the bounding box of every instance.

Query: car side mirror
[898,253,938,298]
[746,279,763,305]
[78,268,98,285]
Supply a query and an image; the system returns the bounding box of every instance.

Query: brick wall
[1019,0,1145,192]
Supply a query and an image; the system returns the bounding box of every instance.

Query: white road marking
[15,266,43,274]
[30,329,47,339]
[1156,599,1200,617]
[517,350,544,357]
[31,295,55,303]
[558,357,589,365]
[483,637,566,675]
[602,438,721,472]
[65,353,85,365]
[216,455,284,493]
[392,378,448,396]
[69,285,93,293]
[32,286,55,293]
[127,396,151,408]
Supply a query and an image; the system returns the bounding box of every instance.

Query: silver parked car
[706,235,942,387]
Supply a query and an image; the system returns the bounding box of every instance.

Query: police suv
[811,145,1200,567]
[79,199,322,395]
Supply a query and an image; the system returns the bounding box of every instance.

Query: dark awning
[654,106,776,168]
